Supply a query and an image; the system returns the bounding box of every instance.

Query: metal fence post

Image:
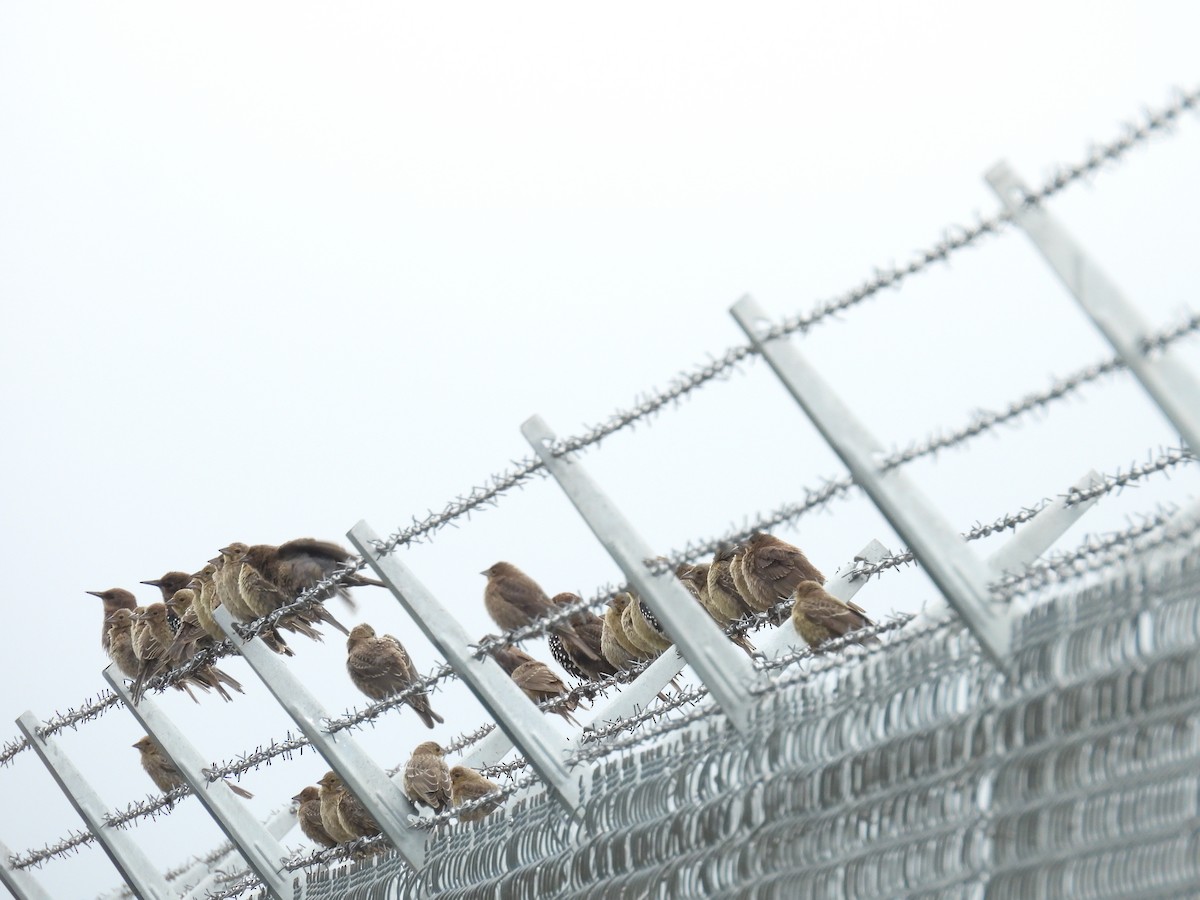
[730,294,1014,668]
[0,838,55,900]
[101,666,295,899]
[208,607,428,868]
[347,522,582,813]
[179,808,298,900]
[985,161,1200,452]
[15,710,174,900]
[521,414,759,733]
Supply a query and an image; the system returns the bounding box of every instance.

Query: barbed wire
[1,692,122,767]
[655,311,1200,570]
[1143,311,1200,354]
[571,695,721,766]
[201,870,262,900]
[203,732,314,784]
[8,830,94,870]
[1062,446,1196,506]
[754,613,919,676]
[471,584,625,658]
[369,87,1199,561]
[995,505,1200,599]
[104,785,193,829]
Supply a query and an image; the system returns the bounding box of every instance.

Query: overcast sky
[2,4,1199,896]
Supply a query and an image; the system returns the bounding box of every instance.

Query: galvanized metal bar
[102,666,295,899]
[731,294,1013,667]
[347,521,582,812]
[209,607,427,868]
[521,414,758,733]
[756,539,892,659]
[986,161,1200,452]
[14,710,173,900]
[0,837,55,900]
[986,469,1103,579]
[459,724,521,772]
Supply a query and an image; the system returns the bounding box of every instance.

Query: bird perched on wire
[345,623,443,728]
[86,588,137,655]
[214,546,294,656]
[132,736,252,801]
[600,593,650,670]
[791,580,879,649]
[449,766,504,823]
[104,609,141,679]
[490,645,582,725]
[403,742,451,811]
[737,532,825,619]
[546,592,617,694]
[626,598,672,654]
[232,543,349,637]
[481,562,601,662]
[129,603,199,704]
[292,786,337,848]
[316,771,360,843]
[705,547,756,626]
[677,562,756,655]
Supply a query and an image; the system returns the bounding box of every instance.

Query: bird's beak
[290,793,303,803]
[85,591,104,598]
[479,569,489,576]
[208,556,222,565]
[140,579,163,588]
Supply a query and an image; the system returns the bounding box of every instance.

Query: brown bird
[491,646,582,725]
[260,538,385,607]
[132,736,252,799]
[403,741,452,811]
[345,624,443,728]
[130,603,200,704]
[105,609,141,678]
[620,600,665,657]
[601,593,650,670]
[164,587,210,663]
[481,563,600,662]
[705,548,756,625]
[546,592,617,687]
[139,572,191,631]
[316,771,360,843]
[449,766,504,823]
[86,588,137,654]
[215,547,295,656]
[292,786,338,848]
[677,563,756,655]
[737,532,825,615]
[232,544,343,636]
[189,566,225,642]
[626,599,672,654]
[791,580,878,649]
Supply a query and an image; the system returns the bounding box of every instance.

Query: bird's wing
[801,595,872,637]
[489,577,549,620]
[512,662,566,694]
[277,538,348,562]
[407,760,449,805]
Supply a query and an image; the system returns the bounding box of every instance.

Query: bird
[705,547,756,625]
[449,766,504,823]
[345,623,443,729]
[233,543,346,637]
[677,563,756,655]
[621,598,666,657]
[261,538,385,606]
[316,771,360,843]
[189,565,226,642]
[104,608,141,678]
[790,580,878,649]
[292,786,338,848]
[601,593,650,670]
[626,599,672,653]
[736,532,825,616]
[139,572,191,631]
[132,736,252,799]
[85,588,137,654]
[490,645,582,725]
[481,562,601,661]
[215,546,295,656]
[546,592,617,688]
[403,742,451,811]
[130,603,200,704]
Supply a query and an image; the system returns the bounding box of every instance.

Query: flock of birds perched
[87,531,877,848]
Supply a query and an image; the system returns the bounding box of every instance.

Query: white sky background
[1,3,1199,895]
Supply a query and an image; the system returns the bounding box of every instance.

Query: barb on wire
[479,757,529,780]
[323,662,457,734]
[412,772,540,831]
[571,697,720,766]
[371,89,1199,561]
[9,830,94,870]
[576,685,711,753]
[201,870,262,900]
[1143,311,1200,355]
[995,505,1200,599]
[1062,446,1196,506]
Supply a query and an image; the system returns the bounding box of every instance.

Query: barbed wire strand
[371,86,1200,561]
